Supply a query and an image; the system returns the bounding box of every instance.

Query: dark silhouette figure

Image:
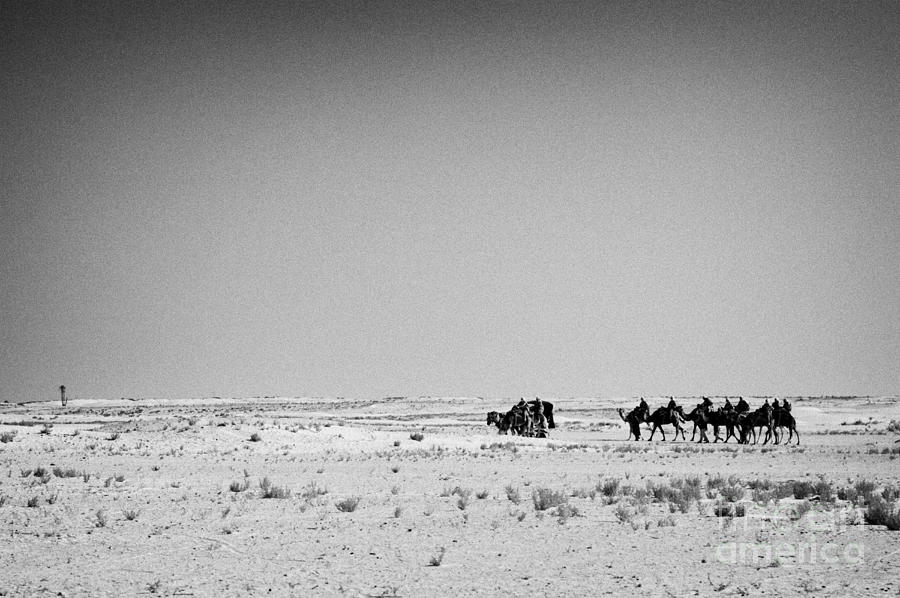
[685,403,711,443]
[618,401,650,441]
[647,405,686,441]
[59,385,67,407]
[772,401,800,445]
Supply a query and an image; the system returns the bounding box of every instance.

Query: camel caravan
[618,396,799,445]
[486,398,555,438]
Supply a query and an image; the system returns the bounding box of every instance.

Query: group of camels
[486,399,555,437]
[618,397,799,445]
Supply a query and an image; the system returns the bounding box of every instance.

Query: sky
[2,1,899,402]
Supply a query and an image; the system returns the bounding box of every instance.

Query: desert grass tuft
[428,547,446,566]
[532,487,568,511]
[864,496,900,530]
[259,477,291,499]
[229,479,250,493]
[336,496,360,512]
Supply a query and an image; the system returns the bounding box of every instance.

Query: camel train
[486,398,555,438]
[618,396,799,445]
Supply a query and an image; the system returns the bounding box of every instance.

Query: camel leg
[690,422,697,442]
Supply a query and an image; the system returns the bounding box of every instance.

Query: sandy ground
[1,395,898,597]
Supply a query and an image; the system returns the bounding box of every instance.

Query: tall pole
[59,385,66,407]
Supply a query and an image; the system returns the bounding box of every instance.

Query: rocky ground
[1,395,898,597]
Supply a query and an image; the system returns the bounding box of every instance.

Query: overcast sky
[2,1,898,402]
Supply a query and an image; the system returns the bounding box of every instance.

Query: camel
[646,406,686,441]
[618,404,649,441]
[683,404,711,443]
[773,405,800,445]
[706,408,740,443]
[738,405,774,444]
[486,411,511,434]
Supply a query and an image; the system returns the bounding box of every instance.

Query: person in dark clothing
[723,398,734,411]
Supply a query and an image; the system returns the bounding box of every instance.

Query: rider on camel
[736,396,749,413]
[667,396,678,419]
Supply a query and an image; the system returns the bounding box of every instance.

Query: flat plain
[1,395,898,597]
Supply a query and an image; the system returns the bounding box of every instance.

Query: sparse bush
[476,489,489,499]
[33,466,47,478]
[409,432,424,442]
[792,480,816,499]
[81,472,91,483]
[555,503,581,524]
[40,423,53,435]
[855,479,877,500]
[26,496,40,508]
[837,486,858,503]
[114,474,125,482]
[336,496,360,512]
[95,509,107,527]
[505,485,521,504]
[390,485,400,495]
[814,479,834,502]
[864,496,900,530]
[249,432,262,442]
[571,487,594,499]
[457,495,470,510]
[393,440,401,447]
[428,547,446,566]
[720,483,745,503]
[393,506,402,518]
[259,477,291,499]
[0,431,16,443]
[390,465,400,473]
[597,478,621,499]
[748,478,773,490]
[714,503,746,517]
[301,481,327,501]
[707,474,727,490]
[614,504,634,524]
[658,515,676,527]
[229,480,250,493]
[106,433,119,441]
[53,467,80,478]
[123,509,139,521]
[532,488,568,511]
[752,488,773,505]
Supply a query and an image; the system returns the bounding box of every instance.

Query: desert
[1,395,898,597]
